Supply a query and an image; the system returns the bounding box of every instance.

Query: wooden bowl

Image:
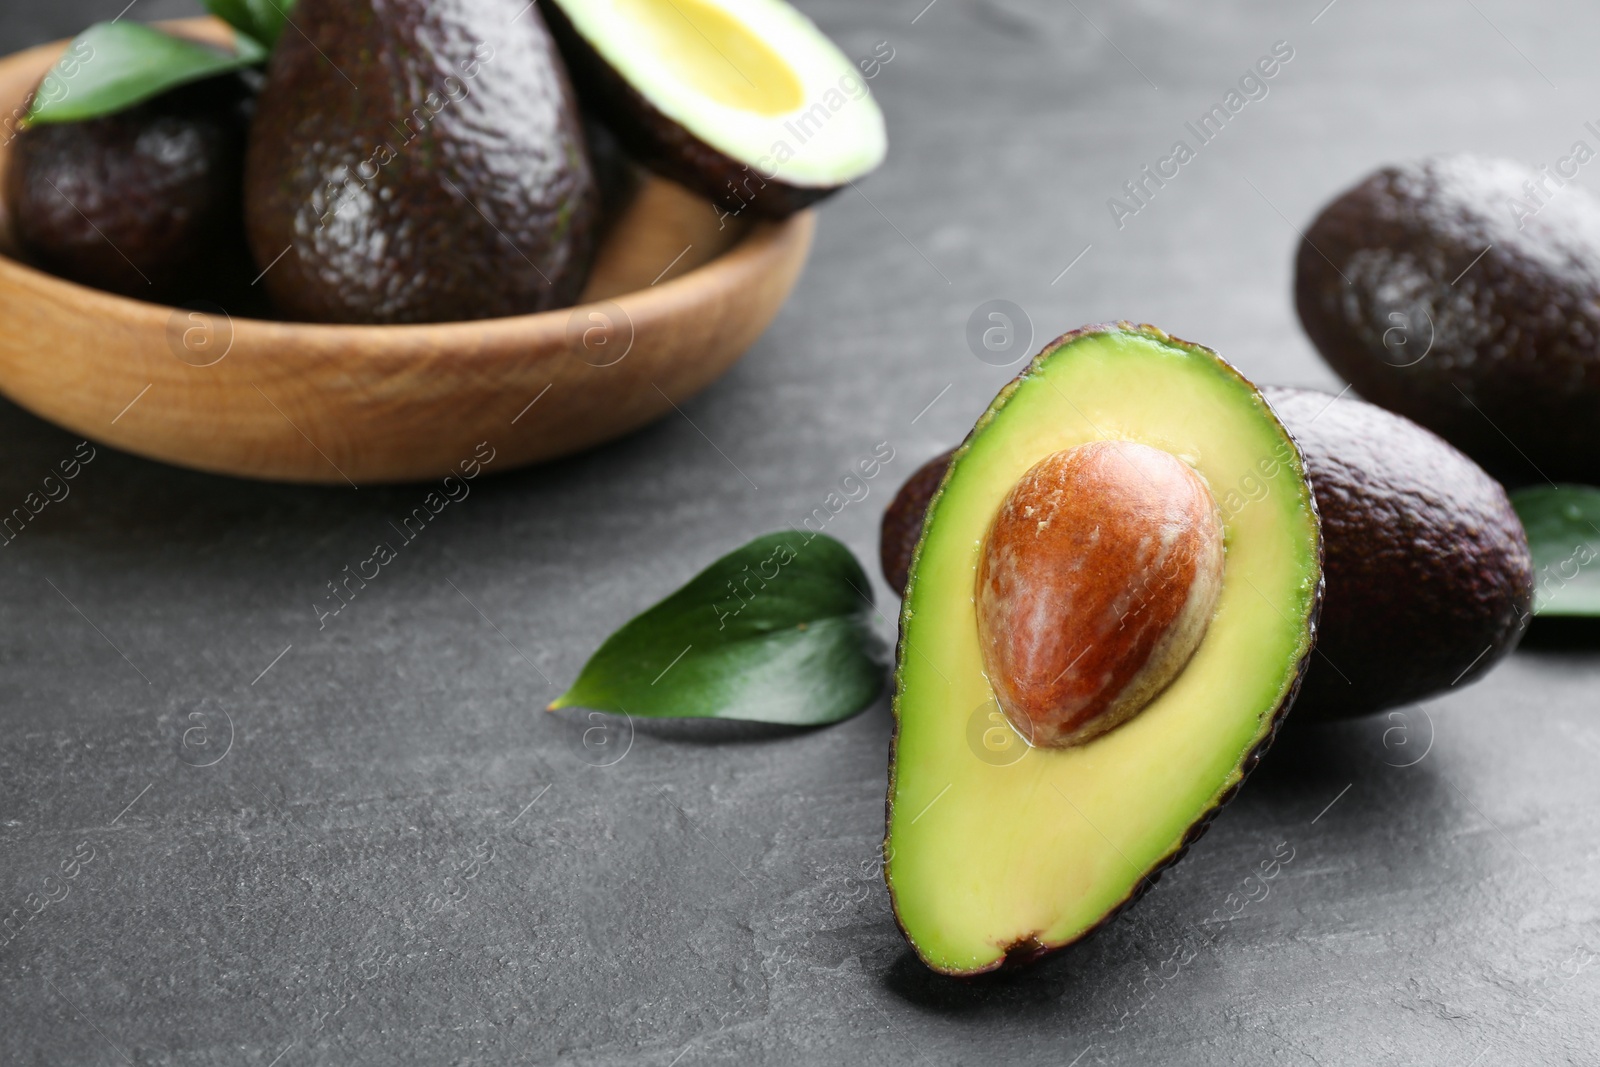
[0,19,814,484]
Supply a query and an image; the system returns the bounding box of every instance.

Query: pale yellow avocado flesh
[612,0,805,115]
[885,325,1321,976]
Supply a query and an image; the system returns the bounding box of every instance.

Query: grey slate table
[4,1,1599,1063]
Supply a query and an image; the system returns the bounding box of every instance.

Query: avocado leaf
[203,0,296,51]
[1512,485,1600,616]
[27,22,267,125]
[550,532,889,725]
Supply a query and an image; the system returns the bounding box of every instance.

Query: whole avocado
[880,387,1533,720]
[1262,386,1531,717]
[244,0,601,325]
[5,74,256,304]
[1295,155,1600,486]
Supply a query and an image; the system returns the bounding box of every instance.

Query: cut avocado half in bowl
[546,0,887,218]
[885,323,1323,976]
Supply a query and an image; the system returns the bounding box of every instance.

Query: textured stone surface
[3,1,1599,1064]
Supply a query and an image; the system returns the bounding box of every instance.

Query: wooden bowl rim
[0,212,806,346]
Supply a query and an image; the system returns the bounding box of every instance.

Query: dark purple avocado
[1295,155,1600,486]
[1261,386,1532,719]
[5,73,257,305]
[243,0,601,325]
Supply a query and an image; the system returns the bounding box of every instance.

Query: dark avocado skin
[1295,155,1600,486]
[879,383,1534,724]
[1263,386,1532,718]
[879,452,942,598]
[882,324,1324,976]
[244,0,600,325]
[879,450,950,597]
[583,115,641,223]
[6,74,257,305]
[542,1,829,221]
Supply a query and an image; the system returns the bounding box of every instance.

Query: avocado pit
[975,440,1225,748]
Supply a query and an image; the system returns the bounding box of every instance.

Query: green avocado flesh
[886,325,1321,976]
[546,0,886,216]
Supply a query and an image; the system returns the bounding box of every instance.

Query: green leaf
[551,532,889,726]
[203,0,296,50]
[27,22,268,125]
[1512,485,1600,616]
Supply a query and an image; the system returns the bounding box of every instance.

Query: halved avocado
[884,387,1535,723]
[885,324,1322,976]
[545,0,887,219]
